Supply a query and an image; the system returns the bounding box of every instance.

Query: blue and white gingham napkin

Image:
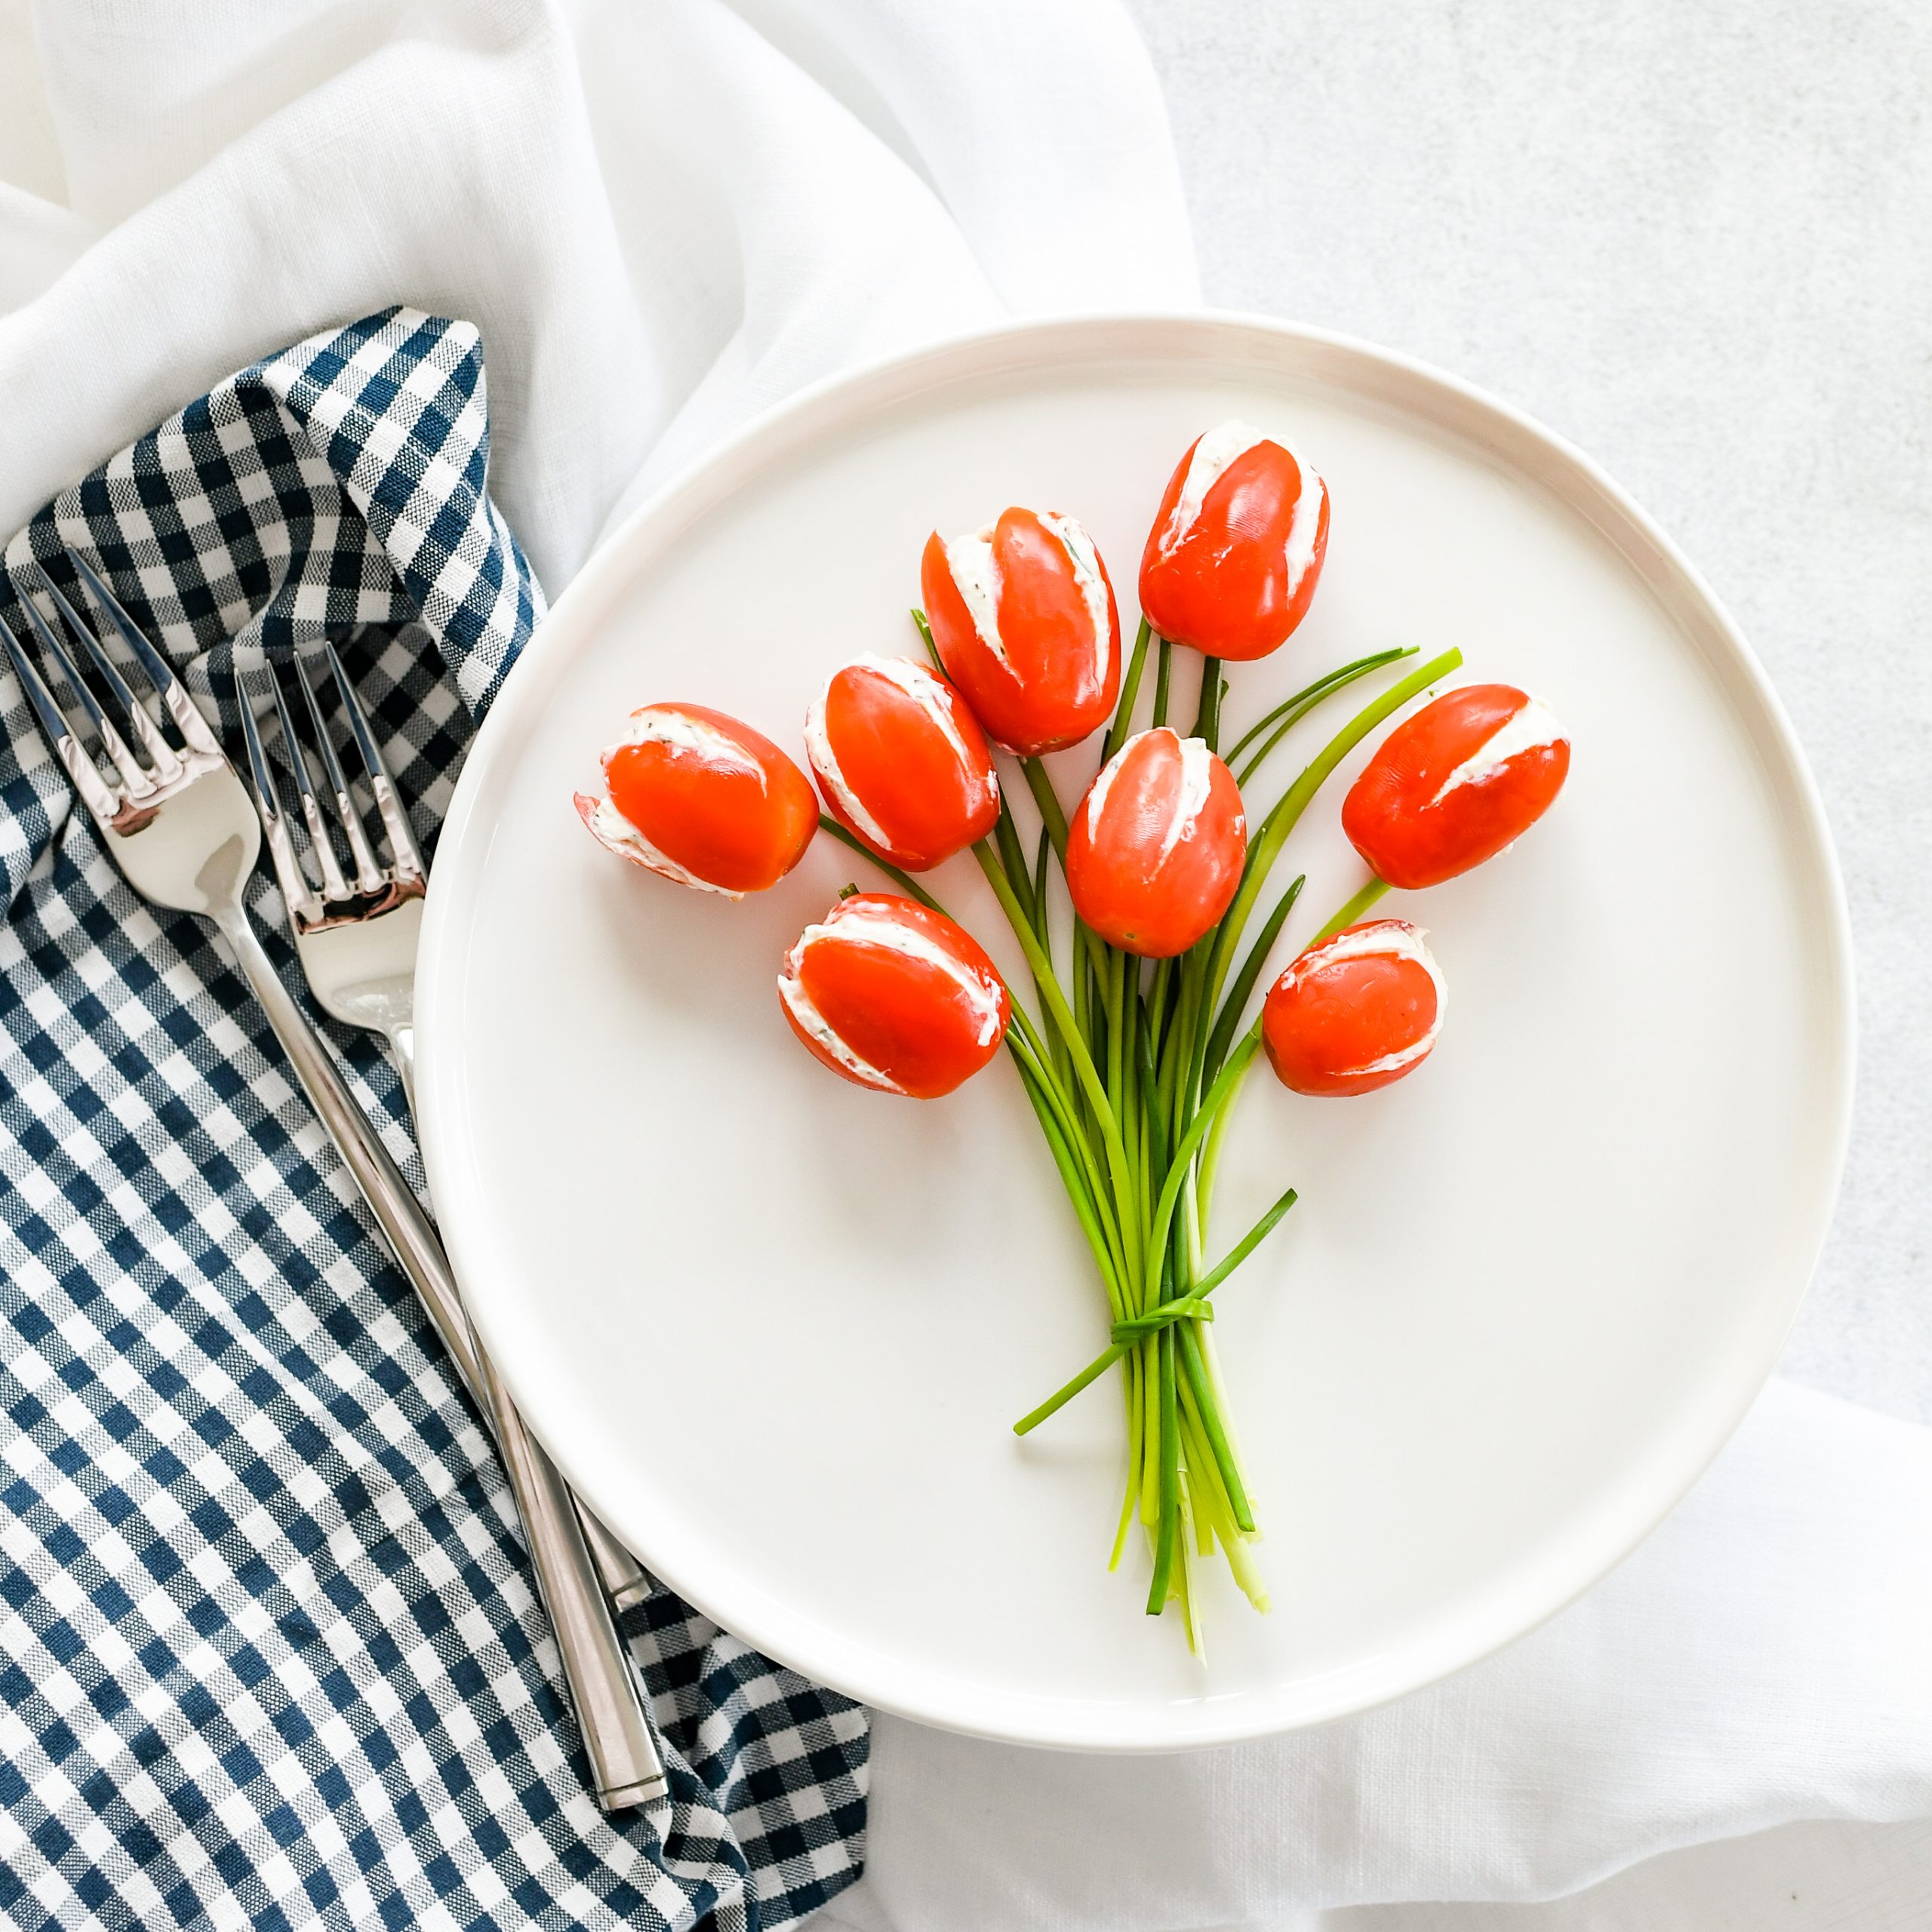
[0,306,867,1931]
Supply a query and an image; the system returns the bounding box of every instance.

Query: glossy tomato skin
[805,655,999,871]
[1343,685,1571,891]
[1137,422,1330,662]
[778,893,1010,1100]
[575,701,817,894]
[921,506,1121,755]
[1263,920,1445,1097]
[1065,728,1247,958]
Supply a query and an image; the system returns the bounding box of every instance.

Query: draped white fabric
[1,2,1925,1924]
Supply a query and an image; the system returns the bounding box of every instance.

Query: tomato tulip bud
[575,702,817,895]
[1138,421,1330,662]
[804,654,1000,872]
[1263,920,1445,1097]
[920,506,1121,755]
[779,893,1010,1099]
[1066,728,1246,958]
[1343,685,1571,891]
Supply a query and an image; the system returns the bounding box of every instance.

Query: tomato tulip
[1137,421,1330,661]
[1343,685,1570,891]
[805,654,1000,871]
[779,893,1010,1098]
[1066,728,1246,958]
[575,702,817,895]
[1263,919,1445,1097]
[920,506,1121,755]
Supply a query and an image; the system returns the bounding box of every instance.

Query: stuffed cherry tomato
[1263,920,1445,1097]
[805,654,999,871]
[920,506,1120,755]
[779,893,1010,1099]
[575,702,817,894]
[1343,685,1571,891]
[1137,421,1330,661]
[1065,728,1246,958]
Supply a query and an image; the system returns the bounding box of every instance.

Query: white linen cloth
[0,0,1924,1923]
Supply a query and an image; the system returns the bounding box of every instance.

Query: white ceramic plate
[416,315,1853,1750]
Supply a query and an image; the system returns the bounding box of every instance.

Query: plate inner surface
[417,319,1849,1748]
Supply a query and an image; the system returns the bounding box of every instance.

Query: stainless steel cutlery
[2,562,666,1811]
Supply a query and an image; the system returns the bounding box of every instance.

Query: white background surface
[1107,1,1932,1922]
[0,0,1923,1924]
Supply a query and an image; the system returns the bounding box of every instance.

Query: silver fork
[236,641,654,1611]
[2,562,667,1812]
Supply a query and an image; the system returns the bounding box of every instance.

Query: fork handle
[213,906,669,1811]
[381,1018,654,1611]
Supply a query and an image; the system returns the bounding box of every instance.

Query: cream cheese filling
[577,792,740,897]
[1427,696,1566,808]
[1294,920,1446,1078]
[778,951,906,1094]
[1161,420,1269,549]
[613,705,766,785]
[1281,460,1327,601]
[943,525,1007,666]
[1037,510,1115,688]
[1159,420,1326,601]
[805,655,997,854]
[1084,731,1227,872]
[1157,735,1218,867]
[780,906,1005,1093]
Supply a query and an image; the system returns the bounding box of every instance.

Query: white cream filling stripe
[946,511,1114,681]
[1083,736,1131,841]
[1163,421,1268,549]
[1159,419,1327,601]
[943,525,1007,667]
[1159,735,1217,866]
[1291,920,1446,1079]
[580,704,771,897]
[1084,731,1229,869]
[778,966,905,1094]
[780,904,1005,1091]
[1280,461,1327,601]
[611,704,767,786]
[805,656,996,850]
[1428,697,1567,808]
[577,792,740,897]
[1036,510,1115,690]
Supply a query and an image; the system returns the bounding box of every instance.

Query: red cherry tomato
[779,894,1010,1099]
[575,702,817,894]
[1065,728,1247,958]
[1343,685,1571,891]
[1263,920,1445,1097]
[1137,421,1330,661]
[805,654,1000,872]
[920,506,1121,755]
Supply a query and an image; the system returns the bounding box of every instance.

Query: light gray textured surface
[1130,0,1932,1424]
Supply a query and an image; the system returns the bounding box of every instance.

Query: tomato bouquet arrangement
[576,423,1571,1649]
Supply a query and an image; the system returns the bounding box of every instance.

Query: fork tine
[235,666,324,926]
[32,568,183,784]
[66,554,223,758]
[324,641,424,884]
[0,610,126,824]
[15,592,154,797]
[291,651,386,894]
[263,657,351,901]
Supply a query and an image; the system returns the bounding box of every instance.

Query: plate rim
[415,309,1856,1749]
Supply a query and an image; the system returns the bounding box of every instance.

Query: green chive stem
[1312,875,1392,943]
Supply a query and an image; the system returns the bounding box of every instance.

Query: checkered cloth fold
[0,307,866,1931]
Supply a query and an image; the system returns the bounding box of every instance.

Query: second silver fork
[235,643,655,1612]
